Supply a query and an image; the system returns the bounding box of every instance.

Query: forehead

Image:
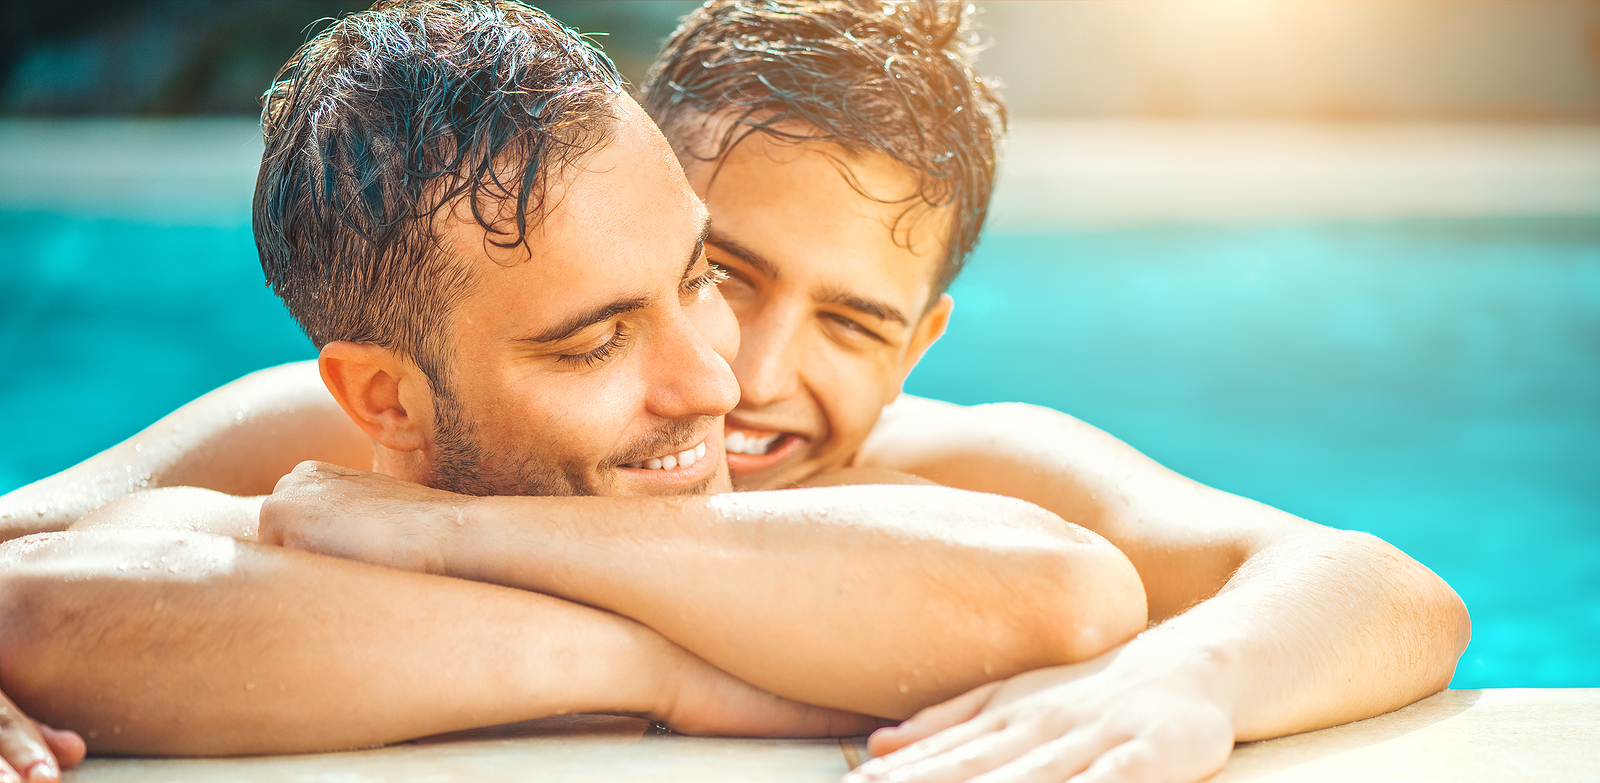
[686,130,951,307]
[438,97,707,343]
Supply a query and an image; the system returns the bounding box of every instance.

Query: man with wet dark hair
[634,5,1465,783]
[0,0,1144,760]
[0,1,1465,780]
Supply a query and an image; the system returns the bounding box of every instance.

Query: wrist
[1102,626,1245,727]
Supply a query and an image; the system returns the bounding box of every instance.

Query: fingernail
[0,767,20,783]
[26,758,57,783]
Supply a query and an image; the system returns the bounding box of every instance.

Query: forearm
[0,529,664,756]
[451,486,1146,718]
[0,361,363,541]
[1109,528,1469,740]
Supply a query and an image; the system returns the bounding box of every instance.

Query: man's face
[682,131,953,490]
[427,97,739,497]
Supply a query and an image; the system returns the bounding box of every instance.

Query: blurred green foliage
[0,0,698,115]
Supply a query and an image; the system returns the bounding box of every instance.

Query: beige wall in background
[974,0,1600,120]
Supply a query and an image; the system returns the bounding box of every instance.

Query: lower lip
[724,433,805,480]
[616,438,720,489]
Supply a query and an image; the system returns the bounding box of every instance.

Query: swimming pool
[2,157,1596,692]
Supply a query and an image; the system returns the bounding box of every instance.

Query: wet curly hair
[254,0,623,390]
[641,0,1007,299]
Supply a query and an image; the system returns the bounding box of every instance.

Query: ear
[894,293,953,392]
[318,341,431,453]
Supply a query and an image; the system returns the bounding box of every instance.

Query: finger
[868,681,1003,757]
[864,724,1094,783]
[0,757,22,783]
[852,709,1008,780]
[970,730,1126,783]
[0,705,56,783]
[1065,738,1159,783]
[37,726,85,770]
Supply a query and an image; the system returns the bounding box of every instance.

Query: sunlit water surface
[3,210,1597,689]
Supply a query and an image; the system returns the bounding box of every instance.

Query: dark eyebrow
[522,297,650,344]
[522,216,711,345]
[706,229,779,281]
[817,285,910,327]
[710,227,908,327]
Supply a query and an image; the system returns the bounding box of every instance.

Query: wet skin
[681,132,954,490]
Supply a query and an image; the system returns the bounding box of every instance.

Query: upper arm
[857,395,1329,620]
[1,360,367,540]
[71,486,263,541]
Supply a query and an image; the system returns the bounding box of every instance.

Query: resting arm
[259,463,1147,719]
[0,498,873,756]
[857,396,1469,739]
[0,360,360,542]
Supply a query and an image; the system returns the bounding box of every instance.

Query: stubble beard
[426,389,725,498]
[427,388,587,497]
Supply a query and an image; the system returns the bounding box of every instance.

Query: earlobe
[318,342,429,453]
[896,292,954,389]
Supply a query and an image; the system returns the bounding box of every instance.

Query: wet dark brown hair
[254,0,623,390]
[641,0,1006,298]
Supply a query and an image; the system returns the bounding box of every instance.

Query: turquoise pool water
[3,209,1597,689]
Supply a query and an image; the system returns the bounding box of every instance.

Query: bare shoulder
[860,395,1138,478]
[72,487,264,541]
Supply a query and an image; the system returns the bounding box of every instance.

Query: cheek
[805,342,896,456]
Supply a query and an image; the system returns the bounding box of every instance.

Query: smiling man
[0,1,1467,781]
[0,0,1143,761]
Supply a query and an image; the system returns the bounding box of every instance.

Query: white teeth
[625,439,708,471]
[725,430,782,455]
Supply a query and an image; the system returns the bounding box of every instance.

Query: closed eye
[557,325,630,368]
[823,312,887,344]
[682,264,729,295]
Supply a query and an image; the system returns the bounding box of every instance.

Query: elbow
[1345,529,1472,694]
[1005,518,1148,668]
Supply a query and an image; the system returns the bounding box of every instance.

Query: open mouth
[622,440,708,471]
[723,427,805,478]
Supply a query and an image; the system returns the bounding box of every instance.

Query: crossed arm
[848,396,1471,782]
[0,362,1147,754]
[0,522,873,756]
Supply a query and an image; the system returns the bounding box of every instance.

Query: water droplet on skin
[141,561,151,570]
[245,682,257,690]
[117,563,128,572]
[898,682,910,694]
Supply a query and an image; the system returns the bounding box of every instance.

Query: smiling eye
[558,326,630,368]
[822,312,886,344]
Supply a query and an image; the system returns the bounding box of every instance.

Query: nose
[730,301,804,410]
[647,295,741,421]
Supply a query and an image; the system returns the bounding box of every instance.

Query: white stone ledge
[65,688,1600,782]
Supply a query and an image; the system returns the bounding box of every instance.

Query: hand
[844,652,1234,783]
[259,461,466,575]
[0,688,86,783]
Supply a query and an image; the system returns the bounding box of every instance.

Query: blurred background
[2,1,1597,691]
